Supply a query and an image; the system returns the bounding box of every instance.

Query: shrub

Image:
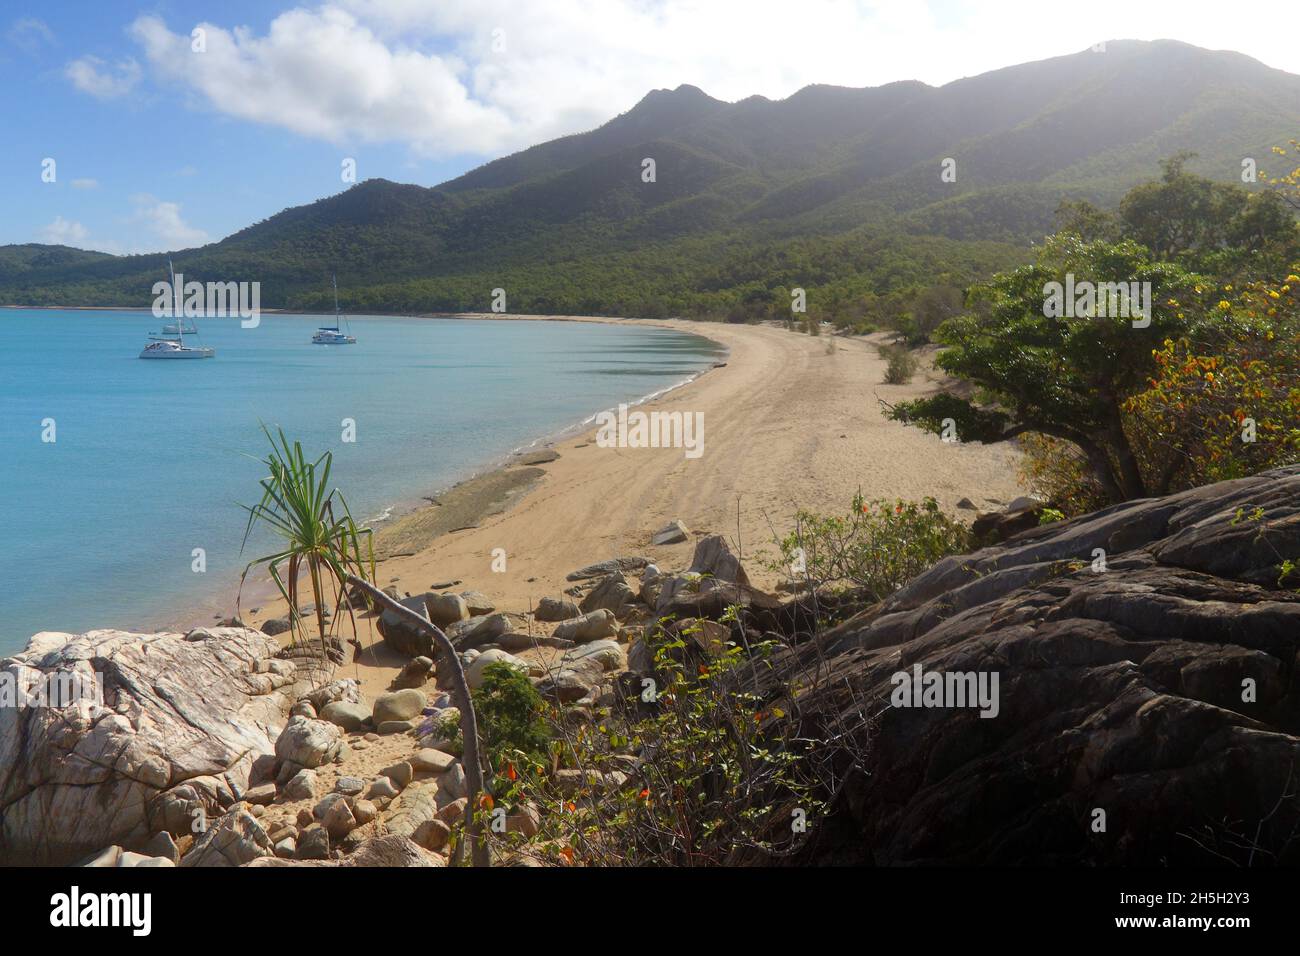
[772,495,970,598]
[473,662,551,772]
[879,343,919,384]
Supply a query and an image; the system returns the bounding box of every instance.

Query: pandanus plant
[238,424,375,653]
[238,425,490,865]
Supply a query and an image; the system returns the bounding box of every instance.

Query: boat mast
[168,258,180,339]
[332,272,341,331]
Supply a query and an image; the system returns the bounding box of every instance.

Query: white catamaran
[139,260,215,359]
[312,274,356,345]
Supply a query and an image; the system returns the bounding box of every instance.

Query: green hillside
[3,40,1298,319]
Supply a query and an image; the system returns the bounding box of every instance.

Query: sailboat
[140,260,215,359]
[312,273,356,344]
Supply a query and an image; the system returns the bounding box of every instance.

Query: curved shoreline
[161,314,732,633]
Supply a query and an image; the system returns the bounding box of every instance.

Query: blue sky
[3,0,1297,255]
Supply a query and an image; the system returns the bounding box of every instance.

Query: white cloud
[39,216,89,246]
[71,178,99,190]
[130,195,209,249]
[66,54,142,99]
[7,17,55,53]
[121,1,1300,161]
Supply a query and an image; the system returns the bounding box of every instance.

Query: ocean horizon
[0,308,724,651]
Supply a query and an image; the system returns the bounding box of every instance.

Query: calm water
[0,310,724,650]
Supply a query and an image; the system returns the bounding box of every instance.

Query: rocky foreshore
[4,466,1299,866]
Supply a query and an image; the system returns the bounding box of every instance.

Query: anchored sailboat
[312,273,356,345]
[140,260,215,359]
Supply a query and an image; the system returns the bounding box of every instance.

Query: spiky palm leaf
[238,424,374,656]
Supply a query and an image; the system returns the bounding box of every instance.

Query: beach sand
[241,316,1026,698]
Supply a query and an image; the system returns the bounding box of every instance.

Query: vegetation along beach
[2,1,1300,935]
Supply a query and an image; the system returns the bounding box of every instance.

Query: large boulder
[0,627,299,866]
[376,594,436,657]
[534,597,580,622]
[274,717,344,769]
[579,573,638,619]
[760,466,1300,866]
[466,649,528,690]
[552,609,619,644]
[179,808,273,867]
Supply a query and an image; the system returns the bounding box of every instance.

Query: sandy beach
[239,315,1026,697]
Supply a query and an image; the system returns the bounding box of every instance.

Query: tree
[886,236,1200,502]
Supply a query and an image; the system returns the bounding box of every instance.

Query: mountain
[4,40,1299,317]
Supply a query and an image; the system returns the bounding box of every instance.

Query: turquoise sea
[0,309,724,651]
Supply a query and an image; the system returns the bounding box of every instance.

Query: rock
[252,833,445,867]
[562,639,626,672]
[436,797,468,823]
[378,720,420,735]
[410,749,457,774]
[262,617,291,636]
[627,639,654,675]
[1005,494,1045,513]
[367,777,400,801]
[275,717,344,769]
[424,592,470,628]
[552,608,619,644]
[139,831,180,865]
[296,808,315,828]
[373,688,427,724]
[273,837,296,859]
[320,700,371,732]
[380,761,415,789]
[566,556,650,581]
[515,448,560,465]
[535,596,581,622]
[290,700,317,719]
[467,649,529,689]
[391,656,434,690]
[181,809,273,867]
[554,768,605,795]
[454,612,513,647]
[243,782,278,806]
[579,573,638,619]
[0,626,302,865]
[972,504,1049,544]
[956,497,977,510]
[536,668,597,704]
[507,804,541,837]
[496,631,573,652]
[376,594,437,657]
[334,776,365,796]
[651,520,690,545]
[435,764,468,803]
[686,534,750,585]
[756,466,1300,866]
[458,591,496,615]
[322,798,357,839]
[385,785,439,841]
[352,799,378,826]
[282,769,318,801]
[295,824,330,860]
[413,819,450,851]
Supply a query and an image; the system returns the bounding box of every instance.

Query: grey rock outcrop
[0,627,299,866]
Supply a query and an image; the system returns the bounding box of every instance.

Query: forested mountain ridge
[4,39,1299,318]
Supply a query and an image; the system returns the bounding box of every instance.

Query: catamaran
[312,273,356,344]
[140,259,215,359]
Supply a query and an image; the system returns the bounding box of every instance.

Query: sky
[3,0,1299,255]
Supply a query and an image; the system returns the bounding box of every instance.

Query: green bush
[434,662,551,776]
[879,343,919,384]
[774,495,970,598]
